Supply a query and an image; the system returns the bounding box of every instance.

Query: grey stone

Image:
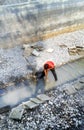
[30,98,44,104]
[9,105,24,120]
[22,44,30,50]
[22,101,39,109]
[37,94,50,101]
[32,49,40,56]
[63,85,77,95]
[46,48,54,53]
[74,82,84,90]
[31,44,44,51]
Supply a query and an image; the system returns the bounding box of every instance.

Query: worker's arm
[44,69,48,81]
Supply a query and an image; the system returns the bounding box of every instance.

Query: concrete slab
[22,44,30,50]
[79,77,84,83]
[68,48,77,55]
[37,94,50,101]
[9,105,24,120]
[46,48,54,53]
[30,44,44,51]
[74,82,84,90]
[63,85,77,95]
[22,101,39,109]
[30,98,44,104]
[32,49,40,56]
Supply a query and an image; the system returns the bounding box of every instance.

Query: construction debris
[68,47,77,55]
[32,49,40,56]
[46,48,54,53]
[30,97,44,104]
[30,44,44,51]
[63,85,77,95]
[22,94,50,109]
[68,46,84,55]
[9,105,24,120]
[22,44,30,50]
[74,82,84,90]
[37,94,50,101]
[9,94,50,120]
[22,100,39,109]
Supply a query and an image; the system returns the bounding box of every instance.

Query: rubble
[31,49,40,56]
[9,105,24,120]
[68,47,77,55]
[46,48,54,53]
[37,94,50,101]
[30,43,44,51]
[63,85,77,95]
[68,45,84,56]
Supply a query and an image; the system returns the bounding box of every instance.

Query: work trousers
[35,68,57,81]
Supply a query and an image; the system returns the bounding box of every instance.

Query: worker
[35,61,57,81]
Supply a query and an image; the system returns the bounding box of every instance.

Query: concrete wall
[0,0,84,48]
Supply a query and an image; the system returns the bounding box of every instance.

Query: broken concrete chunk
[9,105,24,120]
[46,48,54,53]
[22,44,30,50]
[79,77,84,83]
[74,82,84,90]
[37,94,50,101]
[30,44,44,51]
[22,101,39,109]
[32,49,40,56]
[68,48,77,55]
[30,97,44,104]
[63,86,77,95]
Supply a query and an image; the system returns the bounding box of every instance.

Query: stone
[74,82,84,90]
[79,77,84,83]
[31,44,44,51]
[37,94,50,101]
[9,105,24,120]
[46,48,54,53]
[22,101,39,109]
[22,44,30,50]
[68,47,77,55]
[32,49,40,56]
[63,85,77,95]
[30,97,44,104]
